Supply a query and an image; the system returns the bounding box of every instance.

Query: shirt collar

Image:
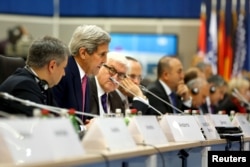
[95,76,106,98]
[75,60,86,80]
[159,79,172,95]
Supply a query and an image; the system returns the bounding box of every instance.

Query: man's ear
[48,60,56,72]
[79,47,87,60]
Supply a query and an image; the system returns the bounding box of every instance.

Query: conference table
[1,137,249,167]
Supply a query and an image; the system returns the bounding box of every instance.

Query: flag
[232,10,246,77]
[217,6,226,77]
[197,2,206,57]
[205,8,217,74]
[244,0,250,71]
[224,4,237,81]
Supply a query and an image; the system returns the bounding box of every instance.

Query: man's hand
[176,81,191,101]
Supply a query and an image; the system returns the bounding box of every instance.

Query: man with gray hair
[0,36,69,116]
[200,74,227,114]
[52,25,111,121]
[88,52,128,116]
[186,78,209,110]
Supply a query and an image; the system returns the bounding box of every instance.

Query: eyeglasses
[127,74,143,81]
[103,64,126,80]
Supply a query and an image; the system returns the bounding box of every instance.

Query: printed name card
[82,117,136,152]
[232,114,250,136]
[208,114,233,127]
[194,115,220,140]
[0,118,84,165]
[128,116,168,145]
[160,115,205,142]
[40,118,85,158]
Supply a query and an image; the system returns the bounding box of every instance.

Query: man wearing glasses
[88,52,128,116]
[116,56,149,114]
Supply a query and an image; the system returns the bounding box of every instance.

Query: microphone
[0,92,100,118]
[0,110,22,119]
[232,88,250,109]
[109,77,163,115]
[139,85,184,114]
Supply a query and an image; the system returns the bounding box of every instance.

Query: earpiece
[191,87,199,95]
[38,79,49,90]
[25,66,49,91]
[210,86,216,94]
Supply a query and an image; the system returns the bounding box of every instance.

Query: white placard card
[128,116,168,145]
[40,118,85,158]
[160,115,205,142]
[82,117,136,152]
[194,115,220,140]
[232,114,250,136]
[0,118,85,165]
[208,114,233,127]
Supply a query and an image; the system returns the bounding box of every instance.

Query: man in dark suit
[116,56,149,114]
[0,36,69,116]
[145,56,191,115]
[200,75,227,114]
[88,52,128,116]
[52,25,110,121]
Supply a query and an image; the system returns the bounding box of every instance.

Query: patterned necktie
[101,93,108,113]
[210,105,215,114]
[81,75,87,114]
[169,92,177,113]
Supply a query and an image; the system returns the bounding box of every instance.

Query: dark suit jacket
[145,80,183,115]
[217,95,249,115]
[88,76,125,115]
[0,68,56,116]
[52,56,90,118]
[200,103,210,114]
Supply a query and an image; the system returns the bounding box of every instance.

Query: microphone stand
[109,77,164,116]
[0,92,100,118]
[232,89,250,111]
[139,85,184,114]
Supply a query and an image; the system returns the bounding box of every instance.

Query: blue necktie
[101,93,108,113]
[169,92,177,113]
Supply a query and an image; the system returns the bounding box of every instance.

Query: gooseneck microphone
[0,92,99,118]
[109,77,163,116]
[139,85,184,114]
[232,88,250,109]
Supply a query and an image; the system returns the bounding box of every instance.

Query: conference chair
[0,54,25,84]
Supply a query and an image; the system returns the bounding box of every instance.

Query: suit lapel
[88,77,99,115]
[68,56,82,111]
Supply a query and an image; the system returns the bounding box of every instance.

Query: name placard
[82,117,136,151]
[0,118,84,165]
[208,114,233,127]
[195,115,220,140]
[232,114,250,136]
[39,118,85,158]
[160,115,205,142]
[128,116,168,145]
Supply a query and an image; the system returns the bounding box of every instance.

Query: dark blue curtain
[0,0,53,16]
[0,0,202,18]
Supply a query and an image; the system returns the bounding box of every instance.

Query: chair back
[0,54,25,84]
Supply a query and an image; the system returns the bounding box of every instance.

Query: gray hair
[207,75,226,87]
[196,62,211,72]
[69,25,111,55]
[106,52,128,69]
[26,36,69,68]
[187,77,207,90]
